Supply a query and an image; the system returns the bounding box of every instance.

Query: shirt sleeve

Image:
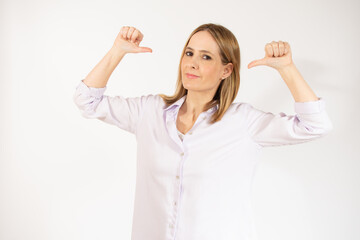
[73,79,153,135]
[245,97,334,147]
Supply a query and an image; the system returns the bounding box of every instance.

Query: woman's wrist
[110,45,127,58]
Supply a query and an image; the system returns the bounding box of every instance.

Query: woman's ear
[222,63,233,79]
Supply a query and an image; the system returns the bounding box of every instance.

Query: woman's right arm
[83,26,152,88]
[73,27,154,135]
[82,47,126,88]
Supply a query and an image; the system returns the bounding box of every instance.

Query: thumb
[247,58,268,69]
[136,46,153,53]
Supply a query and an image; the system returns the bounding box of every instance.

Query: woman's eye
[185,51,211,60]
[185,51,193,56]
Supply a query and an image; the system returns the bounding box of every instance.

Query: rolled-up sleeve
[245,97,333,147]
[73,79,153,135]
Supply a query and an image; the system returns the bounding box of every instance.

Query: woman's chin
[182,82,196,90]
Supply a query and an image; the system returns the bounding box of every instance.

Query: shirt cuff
[76,79,107,98]
[294,97,326,114]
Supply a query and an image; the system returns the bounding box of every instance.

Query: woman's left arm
[244,41,333,147]
[248,40,318,103]
[277,63,319,102]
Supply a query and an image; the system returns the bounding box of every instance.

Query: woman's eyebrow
[186,46,214,55]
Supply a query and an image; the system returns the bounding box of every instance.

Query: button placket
[169,150,185,236]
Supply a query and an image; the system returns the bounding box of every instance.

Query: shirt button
[180,152,184,156]
[176,175,180,179]
[174,201,177,206]
[203,116,206,120]
[169,223,174,228]
[188,131,193,135]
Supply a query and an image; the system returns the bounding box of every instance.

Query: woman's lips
[186,73,199,79]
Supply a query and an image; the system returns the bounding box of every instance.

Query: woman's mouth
[186,73,199,79]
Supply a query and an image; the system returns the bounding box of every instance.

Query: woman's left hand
[247,41,293,71]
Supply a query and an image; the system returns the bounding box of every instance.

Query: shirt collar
[163,94,219,115]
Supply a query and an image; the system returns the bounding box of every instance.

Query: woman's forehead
[188,31,219,54]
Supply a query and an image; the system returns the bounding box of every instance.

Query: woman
[73,24,333,240]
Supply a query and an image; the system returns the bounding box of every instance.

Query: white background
[1,0,359,239]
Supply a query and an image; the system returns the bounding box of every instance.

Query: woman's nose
[190,59,199,69]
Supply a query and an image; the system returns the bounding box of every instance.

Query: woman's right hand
[112,26,152,54]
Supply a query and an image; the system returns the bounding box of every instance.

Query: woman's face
[181,30,232,94]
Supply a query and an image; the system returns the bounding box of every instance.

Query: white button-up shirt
[73,79,333,240]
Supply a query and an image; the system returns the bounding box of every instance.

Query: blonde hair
[159,23,241,124]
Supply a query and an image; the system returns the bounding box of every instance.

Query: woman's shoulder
[149,93,165,105]
[136,93,167,109]
[222,101,266,123]
[227,101,256,113]
[135,93,162,102]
